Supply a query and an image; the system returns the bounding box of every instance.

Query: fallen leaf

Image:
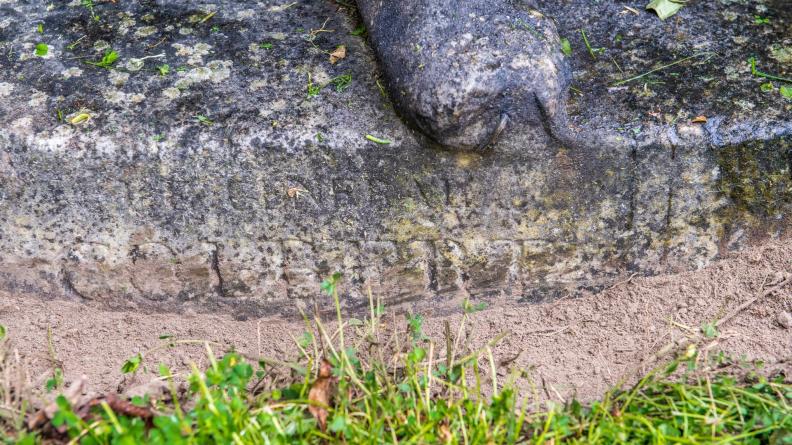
[691,115,707,124]
[69,113,91,125]
[438,422,453,443]
[560,38,572,56]
[308,359,336,432]
[646,0,686,20]
[287,186,307,199]
[35,43,49,57]
[329,45,346,64]
[101,393,153,420]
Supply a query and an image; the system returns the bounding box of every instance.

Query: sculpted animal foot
[356,0,571,150]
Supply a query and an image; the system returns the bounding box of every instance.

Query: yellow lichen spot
[455,152,477,168]
[389,218,440,243]
[442,211,460,229]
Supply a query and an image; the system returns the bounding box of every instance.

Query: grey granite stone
[0,0,789,318]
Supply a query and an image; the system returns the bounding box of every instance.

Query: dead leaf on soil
[100,393,154,420]
[646,0,687,20]
[308,359,336,432]
[691,115,707,124]
[329,45,346,64]
[438,422,453,443]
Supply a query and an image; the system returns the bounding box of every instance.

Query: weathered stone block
[0,0,788,317]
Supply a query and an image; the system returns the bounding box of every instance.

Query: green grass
[84,50,118,69]
[1,275,790,444]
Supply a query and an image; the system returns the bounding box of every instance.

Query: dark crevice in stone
[129,245,141,264]
[413,179,431,207]
[425,244,439,294]
[661,183,675,264]
[209,243,227,298]
[534,93,561,148]
[625,146,638,232]
[128,276,145,297]
[60,268,87,300]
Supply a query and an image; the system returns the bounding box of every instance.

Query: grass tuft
[1,276,790,444]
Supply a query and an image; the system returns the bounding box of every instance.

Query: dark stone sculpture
[355,0,571,150]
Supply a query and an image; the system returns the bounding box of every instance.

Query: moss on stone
[714,137,791,247]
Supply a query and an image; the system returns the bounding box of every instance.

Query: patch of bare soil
[1,240,790,403]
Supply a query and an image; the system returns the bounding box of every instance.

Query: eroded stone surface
[0,0,789,317]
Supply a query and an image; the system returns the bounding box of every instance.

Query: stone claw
[356,0,571,150]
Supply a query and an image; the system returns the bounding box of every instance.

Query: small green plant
[701,321,719,339]
[85,50,119,69]
[513,18,544,40]
[121,353,142,374]
[156,64,170,76]
[307,73,321,98]
[259,42,273,49]
[406,313,426,342]
[560,37,572,56]
[754,15,771,25]
[81,0,100,21]
[749,57,792,83]
[36,23,43,34]
[781,85,792,99]
[331,73,352,93]
[612,52,711,86]
[194,115,214,126]
[580,29,605,59]
[306,73,353,98]
[463,299,488,314]
[66,36,86,51]
[34,43,48,57]
[45,368,64,393]
[350,24,366,36]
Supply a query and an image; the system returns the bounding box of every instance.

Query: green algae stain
[716,137,792,226]
[388,217,440,243]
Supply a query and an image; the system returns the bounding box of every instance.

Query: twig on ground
[716,276,790,327]
[607,272,639,290]
[627,274,791,381]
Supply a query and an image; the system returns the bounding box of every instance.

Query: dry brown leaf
[286,187,307,199]
[691,115,707,124]
[329,45,346,64]
[101,393,154,420]
[308,359,336,432]
[438,422,453,443]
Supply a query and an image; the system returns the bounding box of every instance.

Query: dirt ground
[1,239,790,404]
